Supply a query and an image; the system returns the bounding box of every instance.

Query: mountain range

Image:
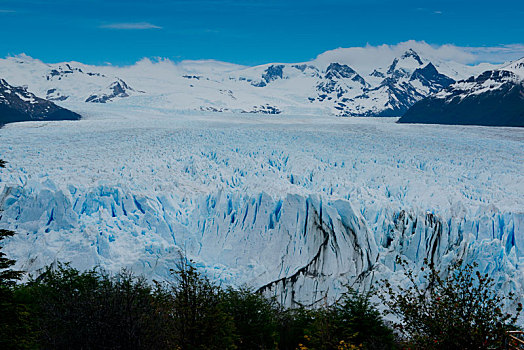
[0,45,499,119]
[1,43,523,127]
[398,58,524,126]
[1,43,523,312]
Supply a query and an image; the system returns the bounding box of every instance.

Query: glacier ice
[0,109,523,310]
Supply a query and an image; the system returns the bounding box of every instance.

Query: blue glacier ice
[0,109,523,313]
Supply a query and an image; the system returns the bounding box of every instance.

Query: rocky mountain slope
[0,78,81,126]
[0,44,496,117]
[399,57,524,126]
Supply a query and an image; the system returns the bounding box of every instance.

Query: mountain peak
[401,48,423,65]
[386,49,425,77]
[323,62,367,87]
[325,63,358,79]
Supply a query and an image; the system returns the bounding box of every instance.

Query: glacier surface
[0,106,523,309]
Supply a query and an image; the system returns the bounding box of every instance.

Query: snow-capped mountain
[399,57,524,126]
[317,49,457,117]
[0,44,498,117]
[0,55,140,106]
[0,78,81,126]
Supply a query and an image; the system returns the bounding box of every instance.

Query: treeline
[1,232,522,349]
[1,247,394,349]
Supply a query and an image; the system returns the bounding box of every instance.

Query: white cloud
[463,44,524,63]
[100,22,162,30]
[314,40,524,73]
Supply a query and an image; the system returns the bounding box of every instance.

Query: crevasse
[1,180,522,308]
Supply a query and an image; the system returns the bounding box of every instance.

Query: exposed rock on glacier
[85,79,137,103]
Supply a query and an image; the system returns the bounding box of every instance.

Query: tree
[166,259,236,350]
[381,257,522,349]
[19,264,169,349]
[276,306,315,350]
[0,229,23,289]
[0,229,35,349]
[300,288,394,350]
[223,287,281,349]
[332,288,394,350]
[0,161,18,287]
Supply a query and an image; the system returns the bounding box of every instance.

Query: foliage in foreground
[381,257,522,350]
[0,219,521,349]
[0,229,35,349]
[1,257,394,350]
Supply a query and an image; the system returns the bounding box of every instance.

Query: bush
[164,260,236,349]
[277,307,315,350]
[1,229,36,349]
[223,287,281,349]
[18,264,167,349]
[332,288,394,349]
[301,288,394,350]
[381,257,522,349]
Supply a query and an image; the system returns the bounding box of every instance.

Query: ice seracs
[0,111,522,310]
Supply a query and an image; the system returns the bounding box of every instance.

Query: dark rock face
[245,104,282,114]
[46,88,69,101]
[316,63,368,99]
[399,81,524,127]
[325,63,365,83]
[370,69,385,78]
[399,67,524,126]
[252,65,285,87]
[401,48,424,64]
[292,64,307,72]
[0,78,81,127]
[367,79,425,117]
[46,63,104,81]
[86,80,132,103]
[262,65,284,82]
[410,63,455,92]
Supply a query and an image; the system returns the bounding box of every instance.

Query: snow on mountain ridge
[0,44,504,117]
[501,57,524,79]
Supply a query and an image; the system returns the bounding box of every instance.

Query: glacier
[0,107,523,310]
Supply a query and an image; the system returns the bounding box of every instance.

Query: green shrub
[381,257,522,350]
[18,264,167,349]
[223,287,281,349]
[301,288,394,350]
[164,260,236,349]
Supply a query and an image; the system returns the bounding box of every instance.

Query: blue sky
[1,0,523,66]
